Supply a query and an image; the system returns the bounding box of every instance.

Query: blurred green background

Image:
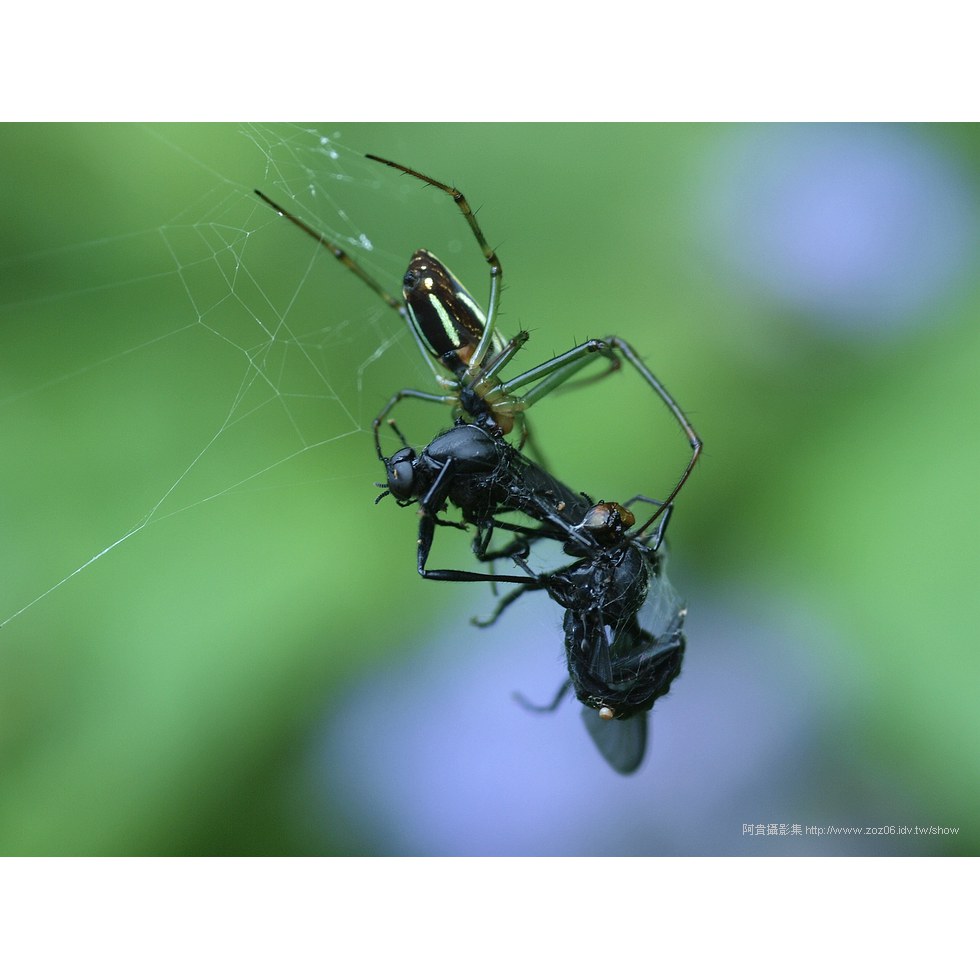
[0,123,977,855]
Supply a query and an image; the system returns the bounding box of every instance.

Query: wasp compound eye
[387,448,417,499]
[579,501,636,546]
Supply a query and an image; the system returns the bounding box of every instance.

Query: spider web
[0,124,475,629]
[0,123,717,856]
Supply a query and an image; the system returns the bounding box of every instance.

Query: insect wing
[638,545,686,640]
[580,706,648,775]
[617,551,686,713]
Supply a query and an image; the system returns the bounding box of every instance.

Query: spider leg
[256,188,460,390]
[494,338,619,404]
[254,189,404,314]
[495,336,702,529]
[366,154,504,374]
[372,388,458,450]
[606,337,701,531]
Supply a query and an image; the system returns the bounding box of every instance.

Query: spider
[254,154,702,530]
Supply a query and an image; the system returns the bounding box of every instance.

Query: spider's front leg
[371,389,457,461]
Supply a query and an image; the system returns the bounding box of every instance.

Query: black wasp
[374,420,686,773]
[475,499,685,774]
[377,418,594,584]
[255,155,701,773]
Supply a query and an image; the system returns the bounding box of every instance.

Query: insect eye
[579,502,635,545]
[387,448,417,499]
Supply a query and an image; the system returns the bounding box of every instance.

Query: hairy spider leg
[254,188,457,391]
[371,388,458,438]
[610,338,701,532]
[253,189,402,312]
[489,336,701,530]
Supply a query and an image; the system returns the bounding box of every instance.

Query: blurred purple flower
[700,125,977,335]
